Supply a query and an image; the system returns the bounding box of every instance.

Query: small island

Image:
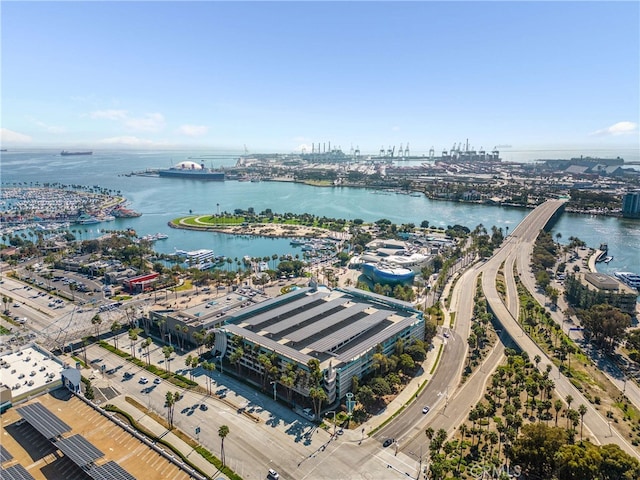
[169,208,355,239]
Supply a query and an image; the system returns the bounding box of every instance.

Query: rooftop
[223,287,422,369]
[0,345,65,402]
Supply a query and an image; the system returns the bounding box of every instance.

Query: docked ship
[158,161,225,181]
[61,150,93,156]
[614,272,640,291]
[139,233,169,242]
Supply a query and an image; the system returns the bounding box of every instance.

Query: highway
[482,199,639,458]
[4,199,639,476]
[378,199,639,465]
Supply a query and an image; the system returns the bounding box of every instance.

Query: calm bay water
[1,149,638,275]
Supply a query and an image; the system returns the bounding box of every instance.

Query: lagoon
[1,149,638,275]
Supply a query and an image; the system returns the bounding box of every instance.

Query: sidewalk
[362,335,444,433]
[108,395,222,480]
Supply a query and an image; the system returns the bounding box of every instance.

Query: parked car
[139,377,149,384]
[153,378,161,385]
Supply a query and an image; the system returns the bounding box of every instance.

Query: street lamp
[269,381,277,401]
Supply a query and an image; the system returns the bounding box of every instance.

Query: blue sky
[1,1,639,155]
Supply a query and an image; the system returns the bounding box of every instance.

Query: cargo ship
[158,161,225,181]
[61,150,93,156]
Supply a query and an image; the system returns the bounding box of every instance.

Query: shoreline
[168,217,339,239]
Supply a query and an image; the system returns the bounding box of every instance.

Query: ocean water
[1,149,638,275]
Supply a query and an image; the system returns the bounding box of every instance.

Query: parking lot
[0,391,192,480]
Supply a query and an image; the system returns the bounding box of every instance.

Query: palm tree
[554,399,563,427]
[185,355,193,379]
[2,295,11,313]
[164,391,180,429]
[143,337,152,365]
[578,404,588,440]
[202,361,215,394]
[111,321,122,349]
[162,345,175,374]
[128,329,138,358]
[565,394,573,410]
[230,348,244,375]
[174,324,183,350]
[82,337,90,365]
[218,425,229,467]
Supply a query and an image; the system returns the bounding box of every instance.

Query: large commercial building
[0,344,65,411]
[622,190,640,218]
[567,273,638,314]
[210,285,425,405]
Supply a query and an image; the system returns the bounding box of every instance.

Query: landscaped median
[105,401,242,480]
[98,340,199,390]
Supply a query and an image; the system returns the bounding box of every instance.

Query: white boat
[614,272,640,290]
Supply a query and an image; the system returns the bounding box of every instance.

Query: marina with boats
[1,149,638,291]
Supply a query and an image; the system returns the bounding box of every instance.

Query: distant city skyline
[1,1,638,154]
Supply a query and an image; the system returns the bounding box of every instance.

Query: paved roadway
[4,200,639,475]
[482,199,639,458]
[520,239,640,412]
[377,259,514,467]
[378,199,639,466]
[85,340,427,480]
[0,275,133,351]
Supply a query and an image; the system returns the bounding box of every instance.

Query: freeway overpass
[482,199,639,458]
[381,199,639,463]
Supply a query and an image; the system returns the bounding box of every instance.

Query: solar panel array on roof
[230,287,311,321]
[294,311,369,349]
[268,297,349,334]
[252,298,329,332]
[88,460,136,480]
[306,309,393,353]
[336,316,418,362]
[16,402,71,439]
[0,444,13,463]
[56,434,104,467]
[224,324,313,364]
[0,464,35,480]
[240,292,328,327]
[286,303,368,342]
[277,303,348,339]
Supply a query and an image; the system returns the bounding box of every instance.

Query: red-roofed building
[123,272,160,293]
